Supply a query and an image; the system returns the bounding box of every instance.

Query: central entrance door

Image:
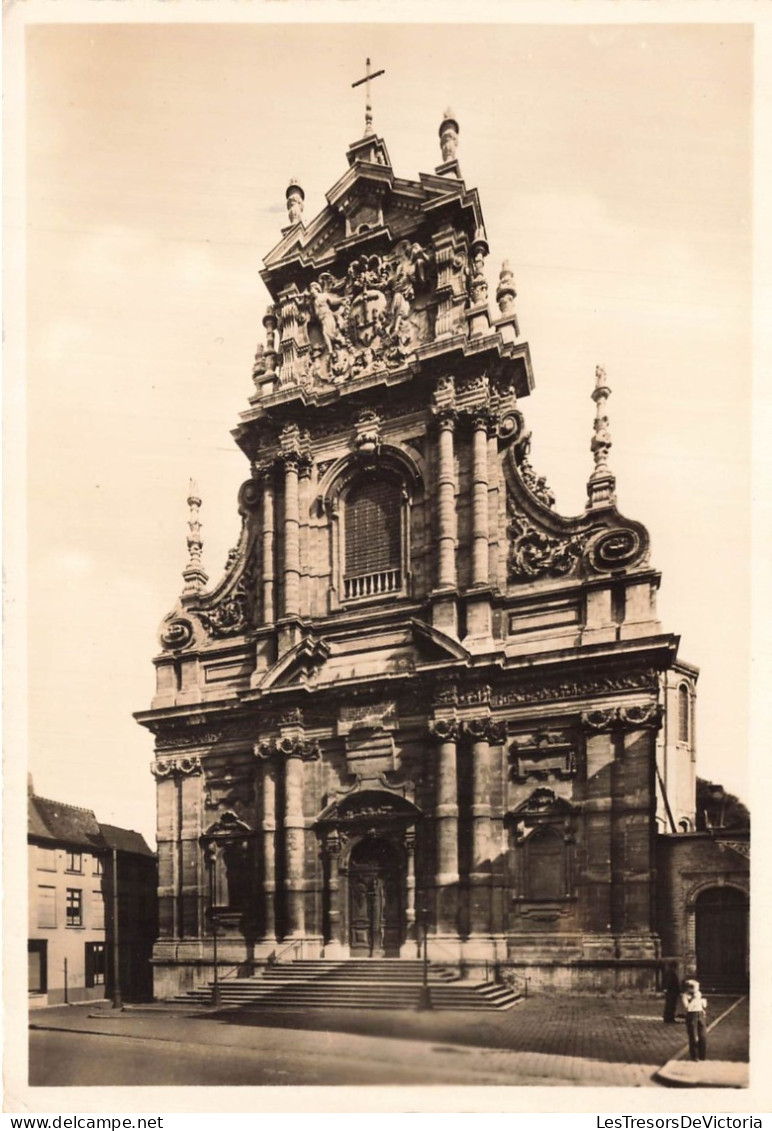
[348,837,402,957]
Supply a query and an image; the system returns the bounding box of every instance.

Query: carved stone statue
[410,243,430,290]
[309,280,347,354]
[469,247,488,303]
[251,343,266,382]
[286,179,305,225]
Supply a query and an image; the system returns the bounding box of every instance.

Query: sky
[14,15,759,846]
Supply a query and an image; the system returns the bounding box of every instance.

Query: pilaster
[460,716,505,936]
[257,734,320,939]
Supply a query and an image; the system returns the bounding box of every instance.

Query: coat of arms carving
[296,241,435,385]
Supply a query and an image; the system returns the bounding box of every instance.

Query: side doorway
[695,886,749,992]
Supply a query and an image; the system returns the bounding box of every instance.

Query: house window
[524,827,567,901]
[91,890,105,929]
[66,851,83,873]
[66,888,83,927]
[93,857,104,876]
[36,846,56,871]
[678,683,690,744]
[36,885,56,929]
[85,942,106,987]
[343,476,403,601]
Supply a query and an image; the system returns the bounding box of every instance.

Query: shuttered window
[91,890,105,929]
[36,847,56,871]
[37,886,56,929]
[344,477,402,600]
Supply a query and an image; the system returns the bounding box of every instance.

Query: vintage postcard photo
[4,3,768,1116]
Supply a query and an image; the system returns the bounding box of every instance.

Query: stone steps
[174,958,522,1011]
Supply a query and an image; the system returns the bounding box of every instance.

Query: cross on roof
[351,57,386,136]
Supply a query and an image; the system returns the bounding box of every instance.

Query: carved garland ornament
[581,703,662,731]
[507,507,588,582]
[256,737,321,762]
[196,555,259,639]
[151,755,203,778]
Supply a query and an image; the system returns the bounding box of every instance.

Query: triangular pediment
[261,142,481,285]
[256,619,468,694]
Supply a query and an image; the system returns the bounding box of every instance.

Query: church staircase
[175,959,522,1011]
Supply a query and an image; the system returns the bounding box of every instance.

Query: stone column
[487,428,500,587]
[429,720,459,935]
[470,413,490,587]
[256,750,278,942]
[436,413,458,590]
[324,831,343,956]
[260,464,275,625]
[283,749,305,936]
[462,718,503,936]
[403,829,418,956]
[281,455,301,619]
[298,460,312,616]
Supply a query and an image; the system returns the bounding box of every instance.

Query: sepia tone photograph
[6,5,767,1112]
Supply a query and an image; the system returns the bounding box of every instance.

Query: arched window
[678,683,690,744]
[525,827,566,901]
[343,476,403,600]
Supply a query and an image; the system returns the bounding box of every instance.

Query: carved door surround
[316,784,420,957]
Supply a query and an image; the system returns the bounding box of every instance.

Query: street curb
[655,1060,748,1089]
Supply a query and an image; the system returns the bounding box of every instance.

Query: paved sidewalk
[29,993,749,1088]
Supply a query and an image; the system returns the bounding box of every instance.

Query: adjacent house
[28,784,157,1006]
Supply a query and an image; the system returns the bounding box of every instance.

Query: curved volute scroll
[501,376,651,586]
[158,478,264,654]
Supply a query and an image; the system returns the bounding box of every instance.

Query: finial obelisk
[587,366,617,509]
[182,478,209,594]
[352,57,385,136]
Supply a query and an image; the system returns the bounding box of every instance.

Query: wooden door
[348,839,402,957]
[695,886,748,992]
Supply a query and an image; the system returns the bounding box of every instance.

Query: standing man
[681,978,708,1061]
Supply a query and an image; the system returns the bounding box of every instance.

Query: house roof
[28,794,155,857]
[98,823,155,858]
[28,794,107,851]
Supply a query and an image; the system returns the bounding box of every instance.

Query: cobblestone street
[210,992,749,1068]
[28,994,749,1089]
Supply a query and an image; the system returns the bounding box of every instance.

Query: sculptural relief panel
[254,242,437,389]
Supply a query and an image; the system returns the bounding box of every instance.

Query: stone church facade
[135,112,697,999]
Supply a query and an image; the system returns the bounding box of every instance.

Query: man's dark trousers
[686,1012,707,1060]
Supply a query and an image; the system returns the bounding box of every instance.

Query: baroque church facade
[136,107,698,1000]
